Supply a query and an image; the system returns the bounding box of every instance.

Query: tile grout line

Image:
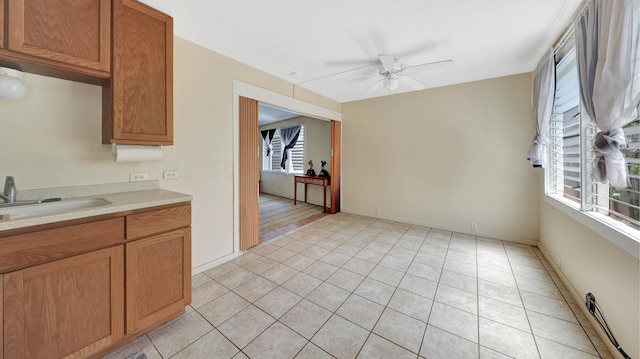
[352,222,424,358]
[418,226,450,359]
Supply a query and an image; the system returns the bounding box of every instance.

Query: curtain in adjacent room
[279,125,301,174]
[527,51,556,168]
[261,129,276,157]
[575,0,640,188]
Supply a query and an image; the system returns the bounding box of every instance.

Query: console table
[294,175,330,212]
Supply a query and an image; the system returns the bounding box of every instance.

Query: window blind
[549,46,581,204]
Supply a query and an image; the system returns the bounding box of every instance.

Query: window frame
[261,124,305,175]
[543,40,640,259]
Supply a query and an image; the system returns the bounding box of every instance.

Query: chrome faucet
[0,176,16,203]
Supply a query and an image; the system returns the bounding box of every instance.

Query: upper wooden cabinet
[0,0,110,78]
[103,0,174,145]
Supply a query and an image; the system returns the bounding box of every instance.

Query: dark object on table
[318,160,330,177]
[306,160,316,176]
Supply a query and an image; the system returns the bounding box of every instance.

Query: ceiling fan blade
[405,60,455,74]
[394,42,437,59]
[311,63,377,85]
[378,54,396,72]
[336,69,379,82]
[365,78,385,95]
[401,76,427,91]
[324,59,374,67]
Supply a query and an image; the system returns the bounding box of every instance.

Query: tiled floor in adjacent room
[105,213,612,359]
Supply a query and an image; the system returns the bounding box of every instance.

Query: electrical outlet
[129,173,147,182]
[585,292,596,314]
[163,171,179,180]
[471,222,478,231]
[375,208,381,216]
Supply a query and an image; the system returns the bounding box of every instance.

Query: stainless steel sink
[0,198,111,220]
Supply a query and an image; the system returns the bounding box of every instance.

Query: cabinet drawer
[126,204,191,240]
[0,217,124,273]
[297,177,325,185]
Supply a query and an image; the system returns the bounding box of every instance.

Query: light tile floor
[105,213,612,359]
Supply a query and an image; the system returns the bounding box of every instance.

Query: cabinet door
[0,0,4,49]
[126,228,191,334]
[6,0,110,73]
[3,246,124,359]
[106,0,173,145]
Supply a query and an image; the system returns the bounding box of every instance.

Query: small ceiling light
[383,77,400,92]
[0,67,27,100]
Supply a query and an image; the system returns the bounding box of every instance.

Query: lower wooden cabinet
[3,246,124,359]
[0,273,3,359]
[125,227,191,334]
[0,202,191,359]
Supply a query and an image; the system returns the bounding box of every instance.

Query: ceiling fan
[341,54,455,95]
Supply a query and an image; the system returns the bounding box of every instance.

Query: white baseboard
[192,252,242,275]
[537,242,619,358]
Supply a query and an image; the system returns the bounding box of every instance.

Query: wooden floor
[259,193,327,242]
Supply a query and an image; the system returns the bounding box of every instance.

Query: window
[548,46,581,204]
[546,37,640,232]
[262,124,305,173]
[597,119,640,230]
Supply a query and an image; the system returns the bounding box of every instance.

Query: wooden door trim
[238,96,260,251]
[330,120,341,214]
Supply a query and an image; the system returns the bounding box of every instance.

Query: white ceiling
[258,103,300,125]
[139,0,582,103]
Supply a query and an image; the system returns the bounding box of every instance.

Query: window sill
[544,194,640,259]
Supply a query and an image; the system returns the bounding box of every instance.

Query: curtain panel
[261,129,276,157]
[279,125,301,174]
[575,0,640,188]
[527,51,556,168]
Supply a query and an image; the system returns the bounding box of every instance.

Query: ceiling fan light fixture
[383,77,400,91]
[0,67,27,100]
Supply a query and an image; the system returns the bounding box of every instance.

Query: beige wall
[260,116,332,206]
[341,74,539,243]
[0,36,340,270]
[539,202,640,358]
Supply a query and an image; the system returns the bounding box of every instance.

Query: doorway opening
[233,80,342,252]
[258,103,332,242]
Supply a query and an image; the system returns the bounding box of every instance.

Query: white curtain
[575,0,640,188]
[527,51,556,168]
[261,129,276,157]
[279,125,301,174]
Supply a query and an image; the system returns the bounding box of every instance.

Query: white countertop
[0,181,192,232]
